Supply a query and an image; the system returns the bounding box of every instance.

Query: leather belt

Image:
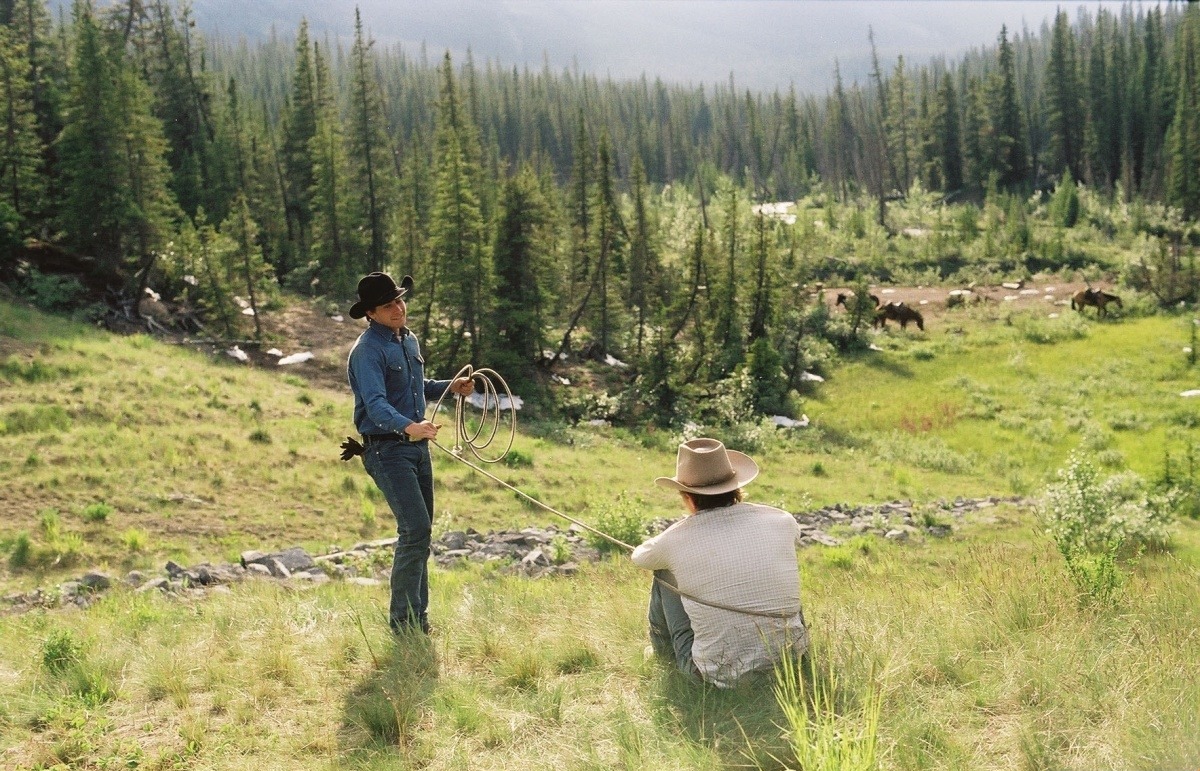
[361,433,425,445]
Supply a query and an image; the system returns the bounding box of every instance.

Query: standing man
[632,438,808,687]
[345,272,473,634]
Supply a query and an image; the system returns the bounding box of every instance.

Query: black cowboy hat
[349,273,414,319]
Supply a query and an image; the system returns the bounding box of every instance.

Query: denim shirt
[347,320,451,436]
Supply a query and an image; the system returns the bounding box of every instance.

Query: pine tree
[490,168,547,380]
[281,18,317,272]
[308,39,353,294]
[711,183,742,376]
[58,3,177,287]
[5,0,63,231]
[886,55,914,191]
[988,26,1029,188]
[925,73,963,192]
[146,0,219,221]
[346,9,395,273]
[1166,7,1200,219]
[587,132,627,356]
[1045,10,1085,182]
[0,22,42,236]
[627,154,661,359]
[961,73,988,192]
[428,52,486,365]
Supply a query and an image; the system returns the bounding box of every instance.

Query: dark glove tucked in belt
[339,437,365,461]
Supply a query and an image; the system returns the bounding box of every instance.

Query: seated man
[632,438,808,687]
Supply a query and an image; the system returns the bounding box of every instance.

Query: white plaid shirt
[632,502,808,687]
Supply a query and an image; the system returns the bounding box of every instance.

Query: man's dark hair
[686,488,745,511]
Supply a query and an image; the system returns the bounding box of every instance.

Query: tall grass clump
[774,652,881,771]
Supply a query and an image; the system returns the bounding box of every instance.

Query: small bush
[82,502,113,523]
[248,428,272,444]
[7,531,32,568]
[512,486,544,510]
[1040,452,1175,606]
[40,508,62,540]
[19,268,85,311]
[122,528,149,552]
[587,496,647,554]
[503,449,533,468]
[1041,453,1175,552]
[42,629,83,673]
[548,534,572,565]
[821,546,856,569]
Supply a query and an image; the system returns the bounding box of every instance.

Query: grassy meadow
[3,296,1200,769]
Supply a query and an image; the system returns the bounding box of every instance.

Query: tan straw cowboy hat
[655,438,759,495]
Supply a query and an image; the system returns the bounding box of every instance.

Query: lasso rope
[427,366,799,621]
[428,365,635,552]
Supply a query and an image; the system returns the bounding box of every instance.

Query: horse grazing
[835,291,880,310]
[874,301,925,330]
[1071,288,1123,318]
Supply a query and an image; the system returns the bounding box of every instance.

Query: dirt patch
[823,280,1120,327]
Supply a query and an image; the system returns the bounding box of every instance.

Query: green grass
[2,298,1200,768]
[1,520,1197,769]
[807,307,1199,498]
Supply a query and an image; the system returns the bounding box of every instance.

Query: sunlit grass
[1,519,1197,769]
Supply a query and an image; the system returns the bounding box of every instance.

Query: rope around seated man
[344,364,796,621]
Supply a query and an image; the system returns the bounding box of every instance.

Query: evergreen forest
[3,0,1200,421]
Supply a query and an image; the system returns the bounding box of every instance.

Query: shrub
[548,534,572,565]
[6,531,32,568]
[359,496,377,533]
[123,528,149,552]
[587,496,647,554]
[42,629,83,674]
[19,268,85,311]
[248,428,271,444]
[1040,453,1176,605]
[503,449,533,468]
[82,502,113,523]
[1041,453,1175,552]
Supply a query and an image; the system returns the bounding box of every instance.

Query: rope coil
[430,365,634,552]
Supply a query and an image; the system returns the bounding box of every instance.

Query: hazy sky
[188,0,1154,94]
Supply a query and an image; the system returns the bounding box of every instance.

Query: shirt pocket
[384,350,408,378]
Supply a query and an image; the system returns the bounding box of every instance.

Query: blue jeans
[362,440,434,632]
[648,570,699,678]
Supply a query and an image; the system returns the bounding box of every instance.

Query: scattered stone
[266,559,292,579]
[78,572,112,592]
[3,496,1028,617]
[138,577,170,593]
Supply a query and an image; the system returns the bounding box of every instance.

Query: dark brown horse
[874,301,925,330]
[1071,288,1122,318]
[835,291,880,310]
